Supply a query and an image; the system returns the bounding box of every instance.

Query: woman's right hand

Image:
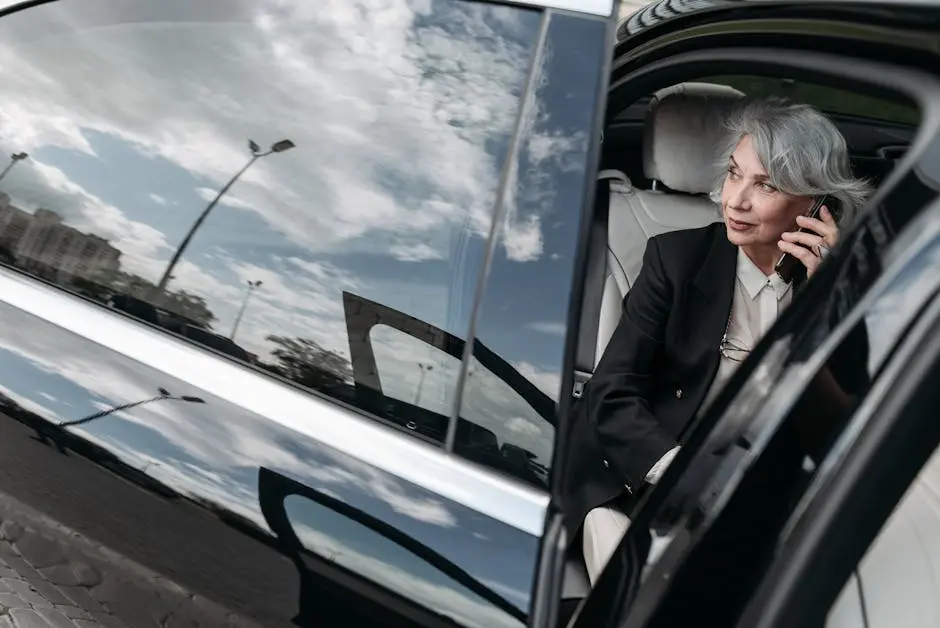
[778,205,840,278]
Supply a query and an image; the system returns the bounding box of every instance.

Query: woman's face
[720,135,814,250]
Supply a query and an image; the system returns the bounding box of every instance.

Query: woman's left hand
[778,205,840,278]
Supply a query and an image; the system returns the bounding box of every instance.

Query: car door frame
[734,245,940,628]
[550,4,940,626]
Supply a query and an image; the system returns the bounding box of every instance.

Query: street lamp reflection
[155,138,295,294]
[0,151,29,185]
[58,387,206,429]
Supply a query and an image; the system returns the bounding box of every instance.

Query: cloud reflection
[0,0,567,476]
[0,299,538,615]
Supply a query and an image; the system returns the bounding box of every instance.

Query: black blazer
[564,223,736,528]
[563,221,873,532]
[564,222,770,531]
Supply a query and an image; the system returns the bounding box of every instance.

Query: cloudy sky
[0,0,613,475]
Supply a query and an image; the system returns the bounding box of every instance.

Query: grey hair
[711,97,873,224]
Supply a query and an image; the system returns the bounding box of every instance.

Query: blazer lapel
[687,226,738,355]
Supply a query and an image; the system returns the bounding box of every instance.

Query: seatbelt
[572,170,626,398]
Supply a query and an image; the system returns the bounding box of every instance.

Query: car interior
[557,74,921,620]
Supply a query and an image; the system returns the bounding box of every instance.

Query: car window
[695,75,919,126]
[372,324,458,417]
[456,12,608,483]
[0,0,544,445]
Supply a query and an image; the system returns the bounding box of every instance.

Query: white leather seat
[595,83,745,365]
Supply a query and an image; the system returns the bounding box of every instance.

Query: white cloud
[389,242,445,262]
[194,186,254,210]
[0,0,547,262]
[512,361,561,399]
[0,383,62,421]
[502,214,543,262]
[0,0,558,351]
[527,321,565,337]
[505,416,540,436]
[527,131,586,169]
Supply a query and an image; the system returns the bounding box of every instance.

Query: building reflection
[0,193,121,283]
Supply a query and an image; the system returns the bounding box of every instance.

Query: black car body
[0,1,939,628]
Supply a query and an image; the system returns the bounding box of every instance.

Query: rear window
[700,75,919,126]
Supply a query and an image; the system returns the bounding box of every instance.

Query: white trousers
[582,504,632,585]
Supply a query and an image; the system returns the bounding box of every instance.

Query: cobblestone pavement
[0,496,261,628]
[0,517,121,628]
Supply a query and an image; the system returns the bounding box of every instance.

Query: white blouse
[645,248,793,484]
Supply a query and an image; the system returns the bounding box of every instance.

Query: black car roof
[617,0,940,42]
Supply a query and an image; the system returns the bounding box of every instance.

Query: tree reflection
[97,270,217,328]
[263,335,353,397]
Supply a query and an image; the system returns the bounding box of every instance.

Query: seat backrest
[594,83,744,366]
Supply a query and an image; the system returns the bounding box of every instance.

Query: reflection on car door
[0,0,614,626]
[343,290,555,488]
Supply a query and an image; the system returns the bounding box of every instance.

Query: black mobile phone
[774,195,837,283]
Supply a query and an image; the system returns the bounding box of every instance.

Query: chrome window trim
[0,267,550,537]
[446,11,550,451]
[490,0,615,16]
[0,0,616,17]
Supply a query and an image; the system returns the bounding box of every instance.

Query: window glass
[371,321,553,481]
[0,0,542,441]
[372,324,459,417]
[699,75,919,125]
[456,12,608,484]
[462,356,553,483]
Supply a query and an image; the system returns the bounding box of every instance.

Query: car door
[0,1,614,627]
[733,198,940,628]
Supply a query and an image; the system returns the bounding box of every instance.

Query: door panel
[0,290,539,627]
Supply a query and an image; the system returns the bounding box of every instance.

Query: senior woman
[566,96,873,584]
